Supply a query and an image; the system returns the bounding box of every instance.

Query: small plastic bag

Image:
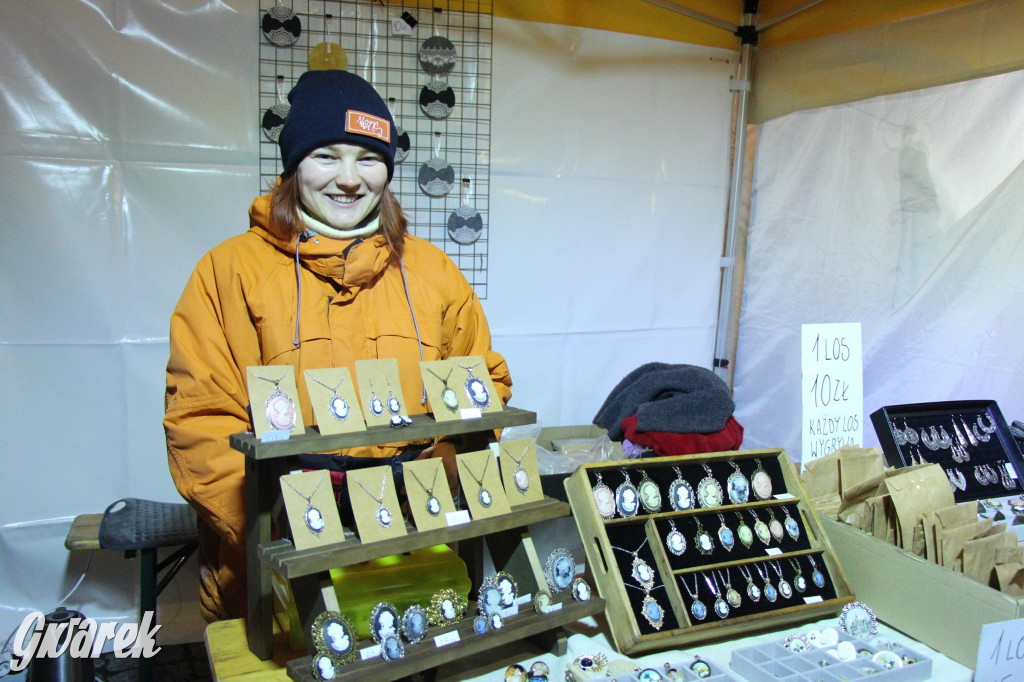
[501,423,621,475]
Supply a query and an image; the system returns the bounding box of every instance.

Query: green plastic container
[276,544,471,649]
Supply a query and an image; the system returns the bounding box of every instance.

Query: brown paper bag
[995,563,1024,596]
[867,495,893,543]
[884,464,955,552]
[962,528,1017,587]
[996,546,1024,566]
[931,502,982,564]
[939,519,994,572]
[839,448,887,502]
[910,520,927,558]
[921,510,939,562]
[800,450,842,517]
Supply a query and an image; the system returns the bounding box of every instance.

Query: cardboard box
[536,424,622,458]
[533,425,623,503]
[821,515,1024,668]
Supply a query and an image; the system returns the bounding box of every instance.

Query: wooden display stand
[230,407,605,681]
[565,448,855,655]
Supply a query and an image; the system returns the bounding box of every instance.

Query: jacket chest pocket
[365,311,444,365]
[255,294,333,364]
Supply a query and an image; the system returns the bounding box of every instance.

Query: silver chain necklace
[282,474,326,536]
[425,364,460,413]
[355,473,394,528]
[407,462,443,517]
[309,374,350,421]
[500,441,531,494]
[464,454,493,508]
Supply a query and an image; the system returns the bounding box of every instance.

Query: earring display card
[246,365,306,438]
[354,358,407,428]
[456,449,511,519]
[870,400,1024,503]
[279,470,345,551]
[419,358,465,422]
[496,438,544,506]
[450,355,502,415]
[345,465,408,543]
[401,458,457,531]
[564,449,854,655]
[303,368,366,436]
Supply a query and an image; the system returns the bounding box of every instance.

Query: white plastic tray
[730,631,931,681]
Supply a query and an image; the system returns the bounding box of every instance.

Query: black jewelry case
[869,400,1024,503]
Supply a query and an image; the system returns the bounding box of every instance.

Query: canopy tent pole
[712,2,756,390]
[639,0,826,390]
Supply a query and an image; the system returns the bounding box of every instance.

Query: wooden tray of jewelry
[869,400,1024,503]
[564,448,855,655]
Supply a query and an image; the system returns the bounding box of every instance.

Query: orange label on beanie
[346,111,391,143]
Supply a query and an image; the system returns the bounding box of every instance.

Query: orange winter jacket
[164,194,511,621]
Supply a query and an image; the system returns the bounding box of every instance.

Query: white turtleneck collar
[300,209,381,241]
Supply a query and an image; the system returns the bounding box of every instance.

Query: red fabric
[622,414,744,456]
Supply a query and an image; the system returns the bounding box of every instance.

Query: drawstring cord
[294,231,311,348]
[399,256,428,405]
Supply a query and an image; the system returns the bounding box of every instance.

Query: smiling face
[297,143,389,230]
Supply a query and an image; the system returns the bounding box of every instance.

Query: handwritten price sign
[976,618,1024,681]
[801,323,863,466]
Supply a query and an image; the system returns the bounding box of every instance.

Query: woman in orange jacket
[164,70,511,621]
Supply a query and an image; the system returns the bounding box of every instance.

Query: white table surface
[441,611,972,681]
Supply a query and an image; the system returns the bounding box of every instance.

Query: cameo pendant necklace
[637,469,663,513]
[408,462,443,517]
[610,536,655,590]
[624,582,666,630]
[465,454,493,507]
[681,573,707,622]
[309,374,350,421]
[355,473,394,528]
[751,458,773,500]
[738,564,761,602]
[696,464,723,508]
[426,364,460,413]
[726,460,750,504]
[706,572,729,619]
[668,467,695,511]
[719,568,742,608]
[592,472,616,519]
[501,441,532,494]
[615,471,640,518]
[282,474,326,536]
[809,555,826,589]
[665,519,687,556]
[459,362,491,409]
[255,372,296,431]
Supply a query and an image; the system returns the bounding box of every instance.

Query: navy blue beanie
[278,70,397,180]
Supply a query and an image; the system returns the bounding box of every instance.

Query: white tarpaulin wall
[734,68,1024,461]
[0,1,734,638]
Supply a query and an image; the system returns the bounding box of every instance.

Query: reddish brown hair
[269,175,407,257]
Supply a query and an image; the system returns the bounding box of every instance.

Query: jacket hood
[247,193,393,288]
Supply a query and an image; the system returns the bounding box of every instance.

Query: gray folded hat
[593,362,735,440]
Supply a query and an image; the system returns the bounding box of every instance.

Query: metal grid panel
[259,0,492,297]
